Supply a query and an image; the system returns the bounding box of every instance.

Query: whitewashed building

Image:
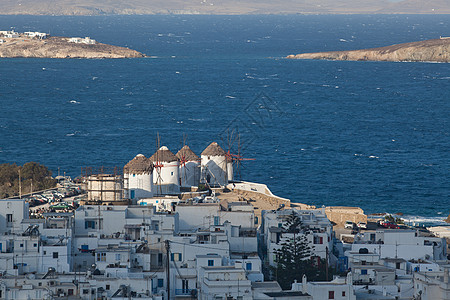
[413,266,450,300]
[176,145,200,188]
[124,154,154,200]
[291,274,356,300]
[150,146,180,195]
[24,31,47,39]
[351,229,447,261]
[68,36,96,44]
[260,208,334,267]
[201,142,229,187]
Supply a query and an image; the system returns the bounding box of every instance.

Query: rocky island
[0,31,145,59]
[287,38,450,63]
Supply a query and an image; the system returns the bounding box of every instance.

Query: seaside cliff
[0,36,145,59]
[287,38,450,63]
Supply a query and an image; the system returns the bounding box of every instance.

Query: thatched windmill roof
[176,145,199,162]
[201,142,226,156]
[124,154,154,174]
[149,146,178,163]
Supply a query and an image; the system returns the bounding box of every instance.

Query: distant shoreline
[0,32,145,59]
[287,38,450,63]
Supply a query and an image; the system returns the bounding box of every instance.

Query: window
[43,251,46,255]
[68,289,74,296]
[342,291,346,297]
[106,285,110,290]
[396,262,401,269]
[83,289,89,295]
[115,254,121,261]
[171,172,174,176]
[171,253,182,262]
[246,263,252,271]
[328,291,334,299]
[152,221,159,231]
[7,214,13,222]
[38,282,42,287]
[361,269,367,275]
[20,243,24,248]
[182,279,189,293]
[85,221,95,229]
[157,279,164,287]
[214,216,220,226]
[208,260,214,266]
[53,252,58,259]
[97,253,106,262]
[33,243,38,247]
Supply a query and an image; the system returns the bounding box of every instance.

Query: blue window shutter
[171,253,174,261]
[157,279,164,287]
[246,263,252,270]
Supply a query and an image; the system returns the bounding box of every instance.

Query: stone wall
[325,206,367,228]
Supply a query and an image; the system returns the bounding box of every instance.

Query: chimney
[302,274,307,293]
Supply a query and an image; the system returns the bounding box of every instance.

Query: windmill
[222,129,255,181]
[176,134,201,188]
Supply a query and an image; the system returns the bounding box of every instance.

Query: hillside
[287,38,450,63]
[0,0,450,15]
[0,36,145,58]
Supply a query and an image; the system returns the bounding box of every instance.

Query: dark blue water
[0,15,449,219]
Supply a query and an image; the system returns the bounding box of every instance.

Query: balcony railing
[175,289,192,295]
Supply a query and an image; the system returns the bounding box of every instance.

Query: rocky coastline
[287,38,450,63]
[0,36,145,59]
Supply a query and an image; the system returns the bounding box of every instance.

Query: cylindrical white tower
[149,146,180,195]
[176,145,200,188]
[124,154,154,200]
[201,142,228,187]
[227,160,234,182]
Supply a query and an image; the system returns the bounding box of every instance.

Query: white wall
[125,172,153,199]
[201,155,228,186]
[179,161,200,187]
[153,161,180,194]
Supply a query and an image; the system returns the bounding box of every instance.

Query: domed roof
[176,145,199,161]
[149,146,178,163]
[124,154,154,174]
[201,142,226,156]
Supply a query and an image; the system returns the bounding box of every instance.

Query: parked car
[345,221,355,229]
[381,221,400,229]
[357,222,367,229]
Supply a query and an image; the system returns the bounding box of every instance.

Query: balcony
[175,289,193,296]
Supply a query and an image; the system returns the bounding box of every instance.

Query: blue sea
[0,15,449,221]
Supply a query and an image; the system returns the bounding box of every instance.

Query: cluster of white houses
[68,37,96,45]
[1,196,448,299]
[0,30,48,39]
[0,142,448,299]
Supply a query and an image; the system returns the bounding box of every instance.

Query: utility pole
[326,246,329,281]
[165,240,170,300]
[18,167,22,199]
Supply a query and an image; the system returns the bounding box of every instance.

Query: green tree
[271,212,333,289]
